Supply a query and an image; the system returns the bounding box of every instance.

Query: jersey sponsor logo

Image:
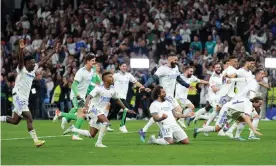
[232,100,244,105]
[161,106,171,112]
[25,73,35,78]
[117,80,129,84]
[167,74,178,79]
[99,96,111,102]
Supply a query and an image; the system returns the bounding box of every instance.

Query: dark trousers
[1,98,7,115]
[29,97,39,119]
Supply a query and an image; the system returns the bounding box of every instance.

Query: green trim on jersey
[86,66,102,95]
[72,81,79,97]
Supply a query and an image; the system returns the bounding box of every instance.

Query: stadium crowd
[1,0,276,120]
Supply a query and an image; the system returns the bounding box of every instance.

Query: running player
[175,66,209,128]
[113,63,149,133]
[193,63,223,123]
[59,61,101,130]
[53,53,96,140]
[63,72,132,147]
[204,57,239,128]
[1,40,60,147]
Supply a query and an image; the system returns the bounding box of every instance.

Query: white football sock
[104,109,109,117]
[249,118,259,137]
[153,138,169,145]
[197,126,216,133]
[61,117,68,129]
[227,122,238,133]
[194,108,206,121]
[235,122,245,138]
[206,111,218,126]
[142,117,155,132]
[29,129,38,142]
[72,128,91,137]
[96,124,107,144]
[1,116,7,122]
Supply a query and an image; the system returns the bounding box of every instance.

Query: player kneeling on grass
[63,72,135,147]
[193,96,263,139]
[148,85,194,145]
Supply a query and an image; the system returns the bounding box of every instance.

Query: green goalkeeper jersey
[86,66,102,95]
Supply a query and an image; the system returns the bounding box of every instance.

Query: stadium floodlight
[130,58,149,69]
[265,58,276,69]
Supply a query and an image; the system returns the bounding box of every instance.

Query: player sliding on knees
[0,40,61,147]
[139,53,191,142]
[148,86,194,145]
[193,96,263,139]
[63,72,135,147]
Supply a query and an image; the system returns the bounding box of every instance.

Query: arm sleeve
[129,73,137,83]
[192,75,200,83]
[89,85,99,97]
[154,66,164,77]
[72,81,79,96]
[74,70,82,82]
[176,75,190,88]
[96,74,101,84]
[149,102,158,114]
[112,91,118,99]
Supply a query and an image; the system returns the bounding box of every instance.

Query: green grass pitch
[1,120,276,165]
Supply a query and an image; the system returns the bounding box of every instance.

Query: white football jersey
[219,65,237,97]
[236,68,254,94]
[88,84,117,112]
[208,72,223,99]
[227,97,253,116]
[155,65,180,97]
[235,78,260,99]
[113,72,137,99]
[70,66,94,100]
[13,64,39,100]
[149,100,177,126]
[175,74,199,99]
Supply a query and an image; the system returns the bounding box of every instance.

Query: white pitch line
[1,135,71,141]
[1,128,193,141]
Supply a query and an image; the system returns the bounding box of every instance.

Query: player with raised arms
[1,40,60,147]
